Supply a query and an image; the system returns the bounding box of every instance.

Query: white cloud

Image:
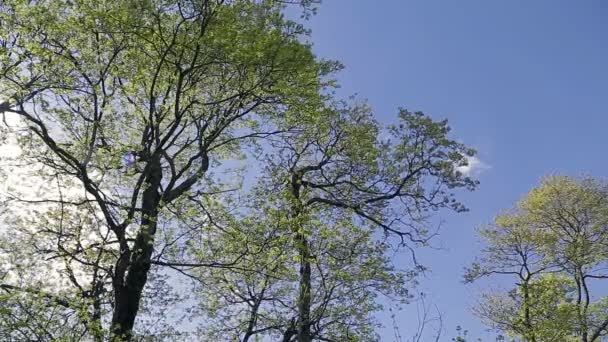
[456,155,490,176]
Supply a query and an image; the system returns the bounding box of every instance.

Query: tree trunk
[91,284,104,342]
[282,318,297,342]
[296,233,312,342]
[577,268,590,342]
[289,171,312,342]
[110,155,162,340]
[243,292,264,342]
[521,279,536,342]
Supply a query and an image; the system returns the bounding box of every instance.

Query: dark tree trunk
[296,233,312,342]
[289,171,313,342]
[521,279,536,342]
[282,318,297,342]
[243,291,265,342]
[91,284,104,342]
[110,155,163,340]
[577,267,590,342]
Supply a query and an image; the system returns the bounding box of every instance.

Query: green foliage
[0,0,477,340]
[466,176,608,342]
[195,195,413,340]
[475,275,578,341]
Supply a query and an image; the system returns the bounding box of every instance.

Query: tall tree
[0,1,477,340]
[191,105,477,341]
[466,176,608,342]
[0,0,333,339]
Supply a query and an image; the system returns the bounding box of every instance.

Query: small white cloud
[456,156,490,176]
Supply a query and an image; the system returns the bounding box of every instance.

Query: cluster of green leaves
[193,187,413,341]
[184,101,477,340]
[466,176,608,342]
[0,0,478,340]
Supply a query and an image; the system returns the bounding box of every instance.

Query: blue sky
[303,1,608,340]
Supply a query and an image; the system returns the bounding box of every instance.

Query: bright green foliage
[194,185,414,341]
[188,103,477,341]
[0,0,477,340]
[0,0,335,339]
[474,275,578,342]
[467,176,608,342]
[519,177,608,270]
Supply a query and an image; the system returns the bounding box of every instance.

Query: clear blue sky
[304,1,608,340]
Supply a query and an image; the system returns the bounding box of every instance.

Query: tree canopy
[466,176,608,342]
[0,1,478,341]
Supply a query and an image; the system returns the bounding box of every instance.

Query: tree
[464,210,555,342]
[472,275,578,342]
[0,0,477,340]
[189,105,477,341]
[0,0,334,339]
[263,106,476,342]
[466,176,608,342]
[195,192,413,341]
